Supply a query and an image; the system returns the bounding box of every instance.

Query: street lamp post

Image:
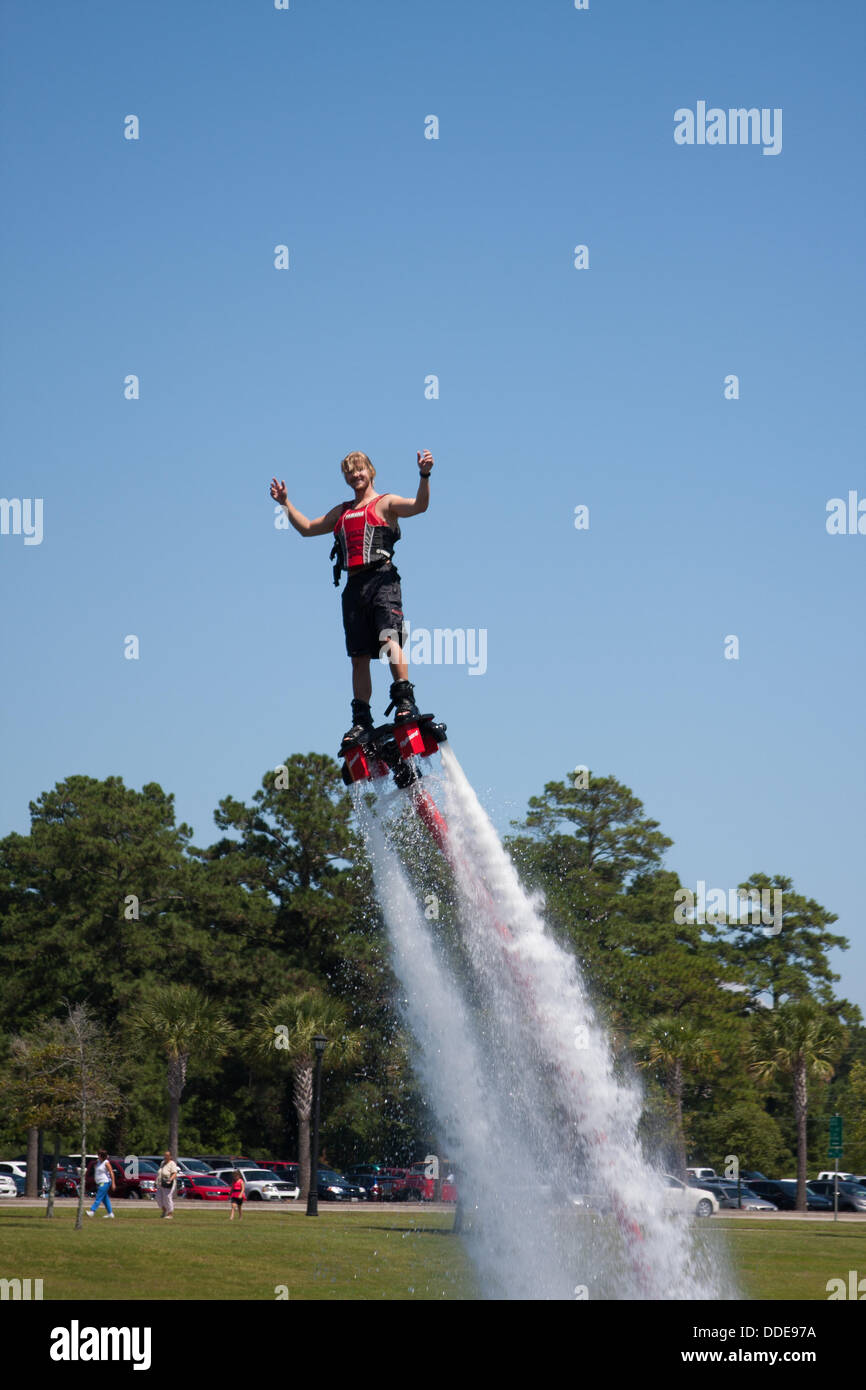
[306,1034,328,1216]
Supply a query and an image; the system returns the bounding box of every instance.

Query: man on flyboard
[270,449,434,748]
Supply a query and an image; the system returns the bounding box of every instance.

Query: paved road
[4,1198,865,1220]
[2,1196,453,1211]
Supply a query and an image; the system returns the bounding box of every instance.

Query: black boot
[341,698,374,748]
[385,679,421,724]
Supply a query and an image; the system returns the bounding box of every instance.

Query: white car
[663,1174,719,1217]
[685,1166,717,1182]
[230,1164,299,1200]
[211,1167,298,1201]
[0,1161,27,1180]
[0,1174,18,1199]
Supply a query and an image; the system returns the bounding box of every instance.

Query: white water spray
[354,747,736,1300]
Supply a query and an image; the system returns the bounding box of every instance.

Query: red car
[402,1160,457,1203]
[176,1173,231,1201]
[46,1172,80,1198]
[84,1158,159,1200]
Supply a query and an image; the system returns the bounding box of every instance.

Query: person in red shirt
[271,450,433,745]
[229,1170,246,1221]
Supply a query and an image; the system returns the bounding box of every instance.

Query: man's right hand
[270,477,288,506]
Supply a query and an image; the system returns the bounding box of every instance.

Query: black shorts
[341,564,406,660]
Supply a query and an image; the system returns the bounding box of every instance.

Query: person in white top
[86,1151,116,1218]
[156,1152,180,1219]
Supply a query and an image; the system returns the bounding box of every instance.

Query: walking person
[86,1151,116,1219]
[156,1151,180,1219]
[229,1169,246,1221]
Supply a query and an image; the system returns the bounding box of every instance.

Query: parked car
[342,1170,377,1196]
[0,1161,29,1181]
[401,1158,458,1202]
[816,1171,858,1182]
[685,1167,718,1183]
[687,1178,777,1211]
[84,1158,159,1199]
[48,1173,80,1198]
[54,1154,97,1175]
[176,1174,231,1201]
[0,1162,54,1197]
[231,1163,300,1199]
[728,1184,779,1212]
[808,1180,866,1213]
[362,1166,411,1199]
[30,1160,81,1197]
[343,1170,409,1201]
[316,1169,368,1202]
[244,1167,299,1200]
[125,1161,159,1199]
[778,1180,835,1212]
[374,1174,411,1201]
[343,1166,407,1199]
[136,1156,215,1177]
[211,1168,298,1201]
[662,1175,719,1216]
[254,1161,299,1184]
[44,1158,86,1185]
[0,1174,18,1199]
[744,1180,832,1212]
[9,1173,55,1198]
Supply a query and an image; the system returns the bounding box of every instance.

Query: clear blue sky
[2,1,864,1007]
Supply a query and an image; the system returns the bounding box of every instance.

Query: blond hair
[340,451,376,482]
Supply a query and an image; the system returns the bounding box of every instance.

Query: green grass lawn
[1,1206,863,1301]
[0,1203,478,1301]
[709,1219,866,1301]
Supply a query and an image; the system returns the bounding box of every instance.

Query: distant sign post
[829,1116,843,1222]
[828,1114,843,1158]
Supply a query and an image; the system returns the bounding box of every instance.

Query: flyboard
[340,714,649,1281]
[342,713,521,951]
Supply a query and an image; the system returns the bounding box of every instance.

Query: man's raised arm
[382,450,434,520]
[270,478,345,537]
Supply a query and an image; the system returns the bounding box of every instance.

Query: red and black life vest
[330,496,400,585]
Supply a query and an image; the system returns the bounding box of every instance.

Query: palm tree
[633,1016,722,1176]
[747,1000,843,1211]
[249,989,364,1201]
[127,985,235,1156]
